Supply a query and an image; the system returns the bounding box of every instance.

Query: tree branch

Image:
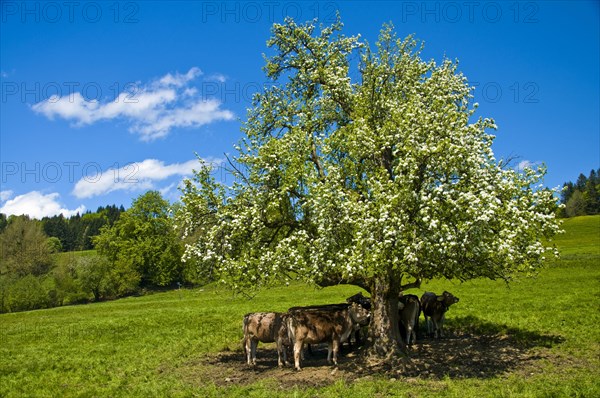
[223,152,250,186]
[316,274,371,293]
[310,136,325,180]
[400,278,421,292]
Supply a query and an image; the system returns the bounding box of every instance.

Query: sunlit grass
[53,249,98,267]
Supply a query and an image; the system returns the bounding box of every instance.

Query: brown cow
[242,312,290,367]
[346,293,372,347]
[398,294,420,346]
[420,291,459,338]
[287,302,370,370]
[289,302,369,353]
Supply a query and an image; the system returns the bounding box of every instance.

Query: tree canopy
[0,216,54,278]
[95,191,184,293]
[178,17,562,358]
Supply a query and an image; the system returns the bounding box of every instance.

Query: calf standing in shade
[420,291,459,338]
[242,312,290,367]
[398,294,421,346]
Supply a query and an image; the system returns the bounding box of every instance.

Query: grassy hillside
[53,250,98,268]
[1,216,599,397]
[551,215,600,256]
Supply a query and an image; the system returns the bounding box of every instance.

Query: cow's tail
[285,315,295,342]
[242,314,250,354]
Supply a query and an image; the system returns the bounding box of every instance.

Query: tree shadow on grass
[178,315,565,388]
[387,315,565,380]
[446,315,565,348]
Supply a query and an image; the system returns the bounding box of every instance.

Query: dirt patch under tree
[175,323,566,390]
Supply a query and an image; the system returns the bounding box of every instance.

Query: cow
[242,312,290,367]
[288,303,350,312]
[288,303,365,355]
[398,294,421,346]
[420,291,460,338]
[398,294,419,342]
[346,292,372,310]
[346,292,372,346]
[287,302,370,370]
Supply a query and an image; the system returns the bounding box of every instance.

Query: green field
[1,216,599,397]
[53,250,98,267]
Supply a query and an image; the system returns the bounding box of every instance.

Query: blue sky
[1,1,598,218]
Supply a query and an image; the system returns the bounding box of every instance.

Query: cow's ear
[437,296,444,301]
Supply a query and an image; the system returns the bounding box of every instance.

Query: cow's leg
[245,337,252,366]
[439,313,446,338]
[410,322,417,345]
[276,339,284,367]
[251,339,258,365]
[406,323,413,346]
[282,343,289,366]
[326,342,333,364]
[277,338,289,367]
[414,310,420,342]
[424,315,430,337]
[354,328,362,347]
[332,339,340,366]
[294,341,303,371]
[432,316,440,339]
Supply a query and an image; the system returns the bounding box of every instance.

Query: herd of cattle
[242,290,459,370]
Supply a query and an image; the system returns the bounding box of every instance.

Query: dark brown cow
[288,303,350,312]
[398,294,420,346]
[287,303,370,370]
[242,312,290,367]
[420,291,459,338]
[346,292,372,310]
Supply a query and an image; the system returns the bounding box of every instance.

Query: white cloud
[206,73,227,83]
[0,190,14,202]
[515,160,540,171]
[157,67,202,87]
[0,191,85,219]
[134,99,234,140]
[31,67,235,141]
[72,158,209,199]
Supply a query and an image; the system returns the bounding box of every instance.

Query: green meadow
[1,216,599,397]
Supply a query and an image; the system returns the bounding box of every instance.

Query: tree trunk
[364,277,405,361]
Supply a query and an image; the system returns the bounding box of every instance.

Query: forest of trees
[40,205,125,251]
[0,193,193,313]
[0,205,125,251]
[561,169,600,217]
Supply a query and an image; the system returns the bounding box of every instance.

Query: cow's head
[349,302,371,326]
[437,291,459,308]
[346,292,372,310]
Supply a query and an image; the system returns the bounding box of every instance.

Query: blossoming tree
[178,18,562,359]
